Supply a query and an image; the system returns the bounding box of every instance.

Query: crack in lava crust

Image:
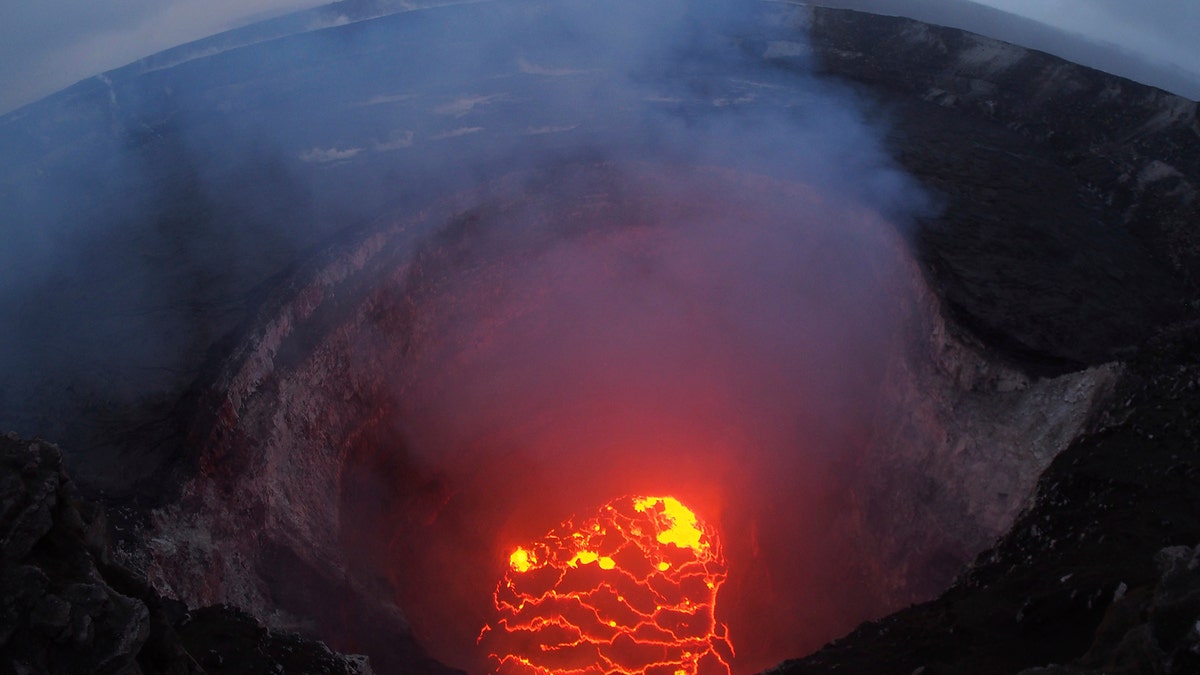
[482,496,733,675]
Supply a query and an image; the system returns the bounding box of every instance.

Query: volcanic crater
[2,1,1199,674]
[141,161,1113,674]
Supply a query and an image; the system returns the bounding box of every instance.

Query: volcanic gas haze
[366,164,927,673]
[142,157,1116,675]
[115,3,1124,674]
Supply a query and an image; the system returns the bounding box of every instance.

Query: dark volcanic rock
[0,434,374,674]
[800,6,1198,371]
[1,435,154,674]
[176,605,371,675]
[1015,543,1200,674]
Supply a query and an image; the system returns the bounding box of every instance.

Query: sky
[0,0,327,115]
[0,0,1198,115]
[973,0,1200,79]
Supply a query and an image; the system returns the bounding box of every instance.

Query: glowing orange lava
[481,496,733,675]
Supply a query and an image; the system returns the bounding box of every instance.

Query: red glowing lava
[481,496,733,675]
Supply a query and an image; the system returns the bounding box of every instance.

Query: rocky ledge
[0,434,372,674]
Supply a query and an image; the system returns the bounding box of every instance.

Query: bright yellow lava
[567,550,618,570]
[570,550,599,567]
[633,496,707,553]
[509,547,534,573]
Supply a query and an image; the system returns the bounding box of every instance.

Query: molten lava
[482,496,733,675]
